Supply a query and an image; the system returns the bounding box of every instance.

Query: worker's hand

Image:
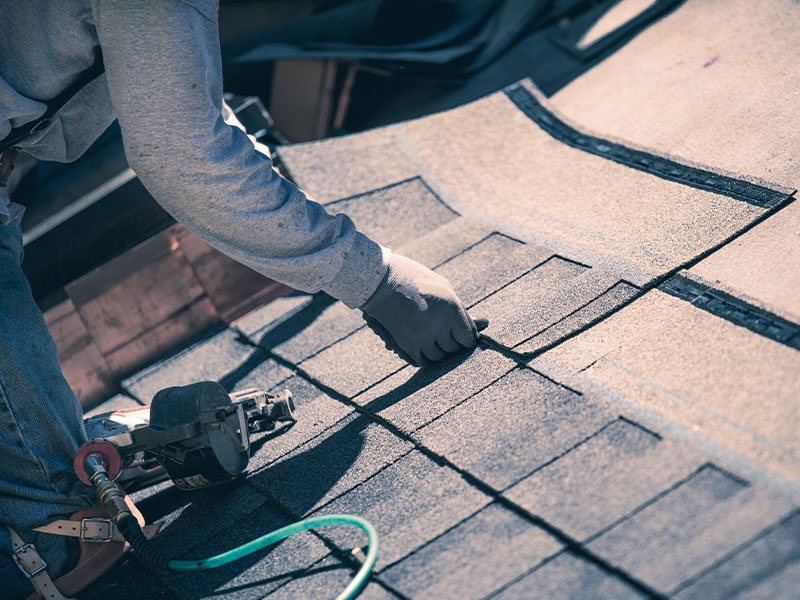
[361,254,478,367]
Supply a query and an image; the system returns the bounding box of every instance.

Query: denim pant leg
[0,218,93,596]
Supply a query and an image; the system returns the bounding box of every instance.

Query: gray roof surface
[80,2,799,597]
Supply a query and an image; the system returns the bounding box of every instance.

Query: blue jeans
[0,218,93,597]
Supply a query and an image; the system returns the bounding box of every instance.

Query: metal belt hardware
[12,543,48,577]
[80,517,114,543]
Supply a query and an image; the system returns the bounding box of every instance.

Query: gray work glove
[361,254,479,367]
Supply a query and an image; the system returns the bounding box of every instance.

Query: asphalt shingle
[675,510,800,600]
[688,202,800,326]
[246,375,354,473]
[325,177,459,249]
[234,291,370,366]
[268,299,366,365]
[513,281,639,354]
[232,292,313,340]
[534,290,800,486]
[415,367,614,490]
[279,71,788,289]
[492,552,646,600]
[380,502,562,600]
[351,347,515,434]
[161,499,330,600]
[123,327,292,402]
[263,555,401,600]
[80,555,178,600]
[131,480,270,560]
[299,327,408,398]
[587,465,796,594]
[318,451,491,571]
[433,233,551,306]
[549,0,800,192]
[504,418,706,540]
[395,216,494,270]
[248,413,414,516]
[474,257,625,351]
[277,127,419,203]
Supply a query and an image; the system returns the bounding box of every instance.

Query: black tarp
[223,0,552,76]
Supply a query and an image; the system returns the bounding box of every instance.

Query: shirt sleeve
[89,0,389,308]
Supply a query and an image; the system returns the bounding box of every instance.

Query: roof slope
[80,2,799,596]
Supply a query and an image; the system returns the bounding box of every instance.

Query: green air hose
[118,511,378,600]
[172,515,378,600]
[87,456,379,600]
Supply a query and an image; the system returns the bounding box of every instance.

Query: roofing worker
[0,2,478,598]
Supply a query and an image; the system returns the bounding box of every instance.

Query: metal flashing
[660,274,800,350]
[505,83,789,209]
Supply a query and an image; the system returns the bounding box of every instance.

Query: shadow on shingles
[188,561,347,598]
[217,345,281,392]
[249,422,296,454]
[109,422,370,598]
[359,351,468,415]
[253,293,338,351]
[248,413,373,515]
[110,338,479,596]
[218,293,338,392]
[120,481,305,599]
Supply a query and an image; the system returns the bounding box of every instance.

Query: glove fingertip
[473,317,489,332]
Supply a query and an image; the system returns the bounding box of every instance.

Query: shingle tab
[395,216,494,269]
[380,503,562,599]
[505,418,706,540]
[325,177,458,249]
[233,292,313,339]
[248,413,413,515]
[299,327,408,397]
[351,347,515,434]
[246,375,354,473]
[433,233,551,306]
[536,290,800,486]
[675,510,800,600]
[264,555,401,600]
[514,281,639,354]
[318,451,491,570]
[474,257,625,351]
[587,465,796,593]
[268,299,367,364]
[415,367,614,490]
[493,552,646,600]
[122,327,292,402]
[277,128,419,203]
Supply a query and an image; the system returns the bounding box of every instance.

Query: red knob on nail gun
[74,440,122,485]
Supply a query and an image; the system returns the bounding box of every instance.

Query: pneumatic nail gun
[77,381,295,491]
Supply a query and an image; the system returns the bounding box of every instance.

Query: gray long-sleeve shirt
[0,0,389,308]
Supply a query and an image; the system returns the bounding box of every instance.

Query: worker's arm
[90,0,477,363]
[90,0,385,307]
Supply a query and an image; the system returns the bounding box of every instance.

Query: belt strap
[6,516,161,600]
[33,518,162,542]
[7,526,74,600]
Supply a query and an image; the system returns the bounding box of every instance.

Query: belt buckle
[80,517,114,542]
[12,543,47,578]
